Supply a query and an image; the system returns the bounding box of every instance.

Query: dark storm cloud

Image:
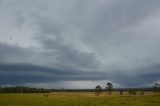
[0,62,160,87]
[0,0,160,88]
[0,42,103,85]
[0,63,107,85]
[104,64,160,87]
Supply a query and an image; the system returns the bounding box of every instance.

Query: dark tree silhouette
[95,85,102,96]
[153,83,160,93]
[0,86,51,93]
[106,83,113,96]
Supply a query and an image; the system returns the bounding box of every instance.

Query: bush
[140,91,144,95]
[120,90,123,95]
[128,89,137,95]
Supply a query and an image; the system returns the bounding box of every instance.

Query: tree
[153,83,160,93]
[106,83,113,96]
[95,85,102,96]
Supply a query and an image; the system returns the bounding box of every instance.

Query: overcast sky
[0,0,160,89]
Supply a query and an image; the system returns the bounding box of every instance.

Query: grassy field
[0,92,160,106]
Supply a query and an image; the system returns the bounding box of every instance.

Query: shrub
[120,90,123,95]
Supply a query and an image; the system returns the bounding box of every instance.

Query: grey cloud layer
[0,0,160,88]
[0,63,105,85]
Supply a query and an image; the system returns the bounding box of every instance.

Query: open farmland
[0,92,160,106]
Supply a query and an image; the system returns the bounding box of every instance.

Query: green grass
[0,92,160,106]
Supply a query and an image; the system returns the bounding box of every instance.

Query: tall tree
[106,83,113,96]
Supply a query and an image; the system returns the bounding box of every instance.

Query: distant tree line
[0,86,51,93]
[0,83,159,94]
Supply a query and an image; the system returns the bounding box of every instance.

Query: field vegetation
[0,92,160,106]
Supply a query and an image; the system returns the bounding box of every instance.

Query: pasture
[0,92,160,106]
